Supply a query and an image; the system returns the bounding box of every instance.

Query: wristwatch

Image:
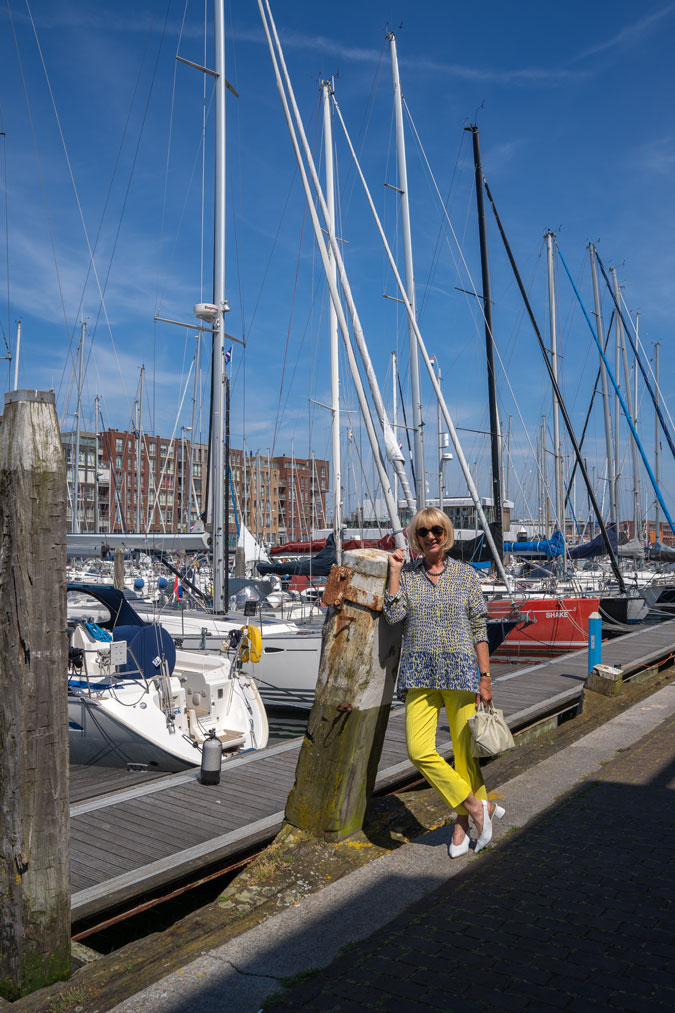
[479,671,491,679]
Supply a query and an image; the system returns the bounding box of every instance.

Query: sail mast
[612,267,642,547]
[321,80,342,562]
[94,394,100,534]
[388,33,425,509]
[12,320,21,390]
[436,359,443,513]
[392,351,398,510]
[136,364,144,532]
[211,0,227,610]
[545,233,564,539]
[72,320,85,534]
[468,125,502,543]
[588,244,617,526]
[654,342,660,542]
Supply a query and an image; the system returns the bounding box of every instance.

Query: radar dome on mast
[193,303,218,322]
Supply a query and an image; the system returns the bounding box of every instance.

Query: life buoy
[238,624,262,664]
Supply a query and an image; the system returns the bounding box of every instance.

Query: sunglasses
[417,525,444,539]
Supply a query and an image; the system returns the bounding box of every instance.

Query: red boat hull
[487,596,600,656]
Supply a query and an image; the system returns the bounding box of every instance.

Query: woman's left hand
[475,676,493,707]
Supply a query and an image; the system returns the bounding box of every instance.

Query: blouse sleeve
[383,571,408,625]
[467,569,488,644]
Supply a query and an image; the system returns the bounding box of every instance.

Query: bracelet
[480,671,491,679]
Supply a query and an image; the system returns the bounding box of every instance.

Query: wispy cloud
[235,24,587,86]
[405,55,587,85]
[572,2,675,62]
[0,5,203,39]
[635,137,675,176]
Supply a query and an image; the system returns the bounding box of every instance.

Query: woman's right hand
[389,548,405,573]
[387,548,405,596]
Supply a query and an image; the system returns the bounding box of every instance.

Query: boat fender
[239,624,262,664]
[200,729,222,785]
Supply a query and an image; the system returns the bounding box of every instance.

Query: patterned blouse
[383,556,488,694]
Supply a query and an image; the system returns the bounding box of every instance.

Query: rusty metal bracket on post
[322,563,385,612]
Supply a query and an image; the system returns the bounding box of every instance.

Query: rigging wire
[416,121,466,322]
[226,0,247,354]
[153,0,189,438]
[56,0,162,422]
[24,0,158,428]
[270,97,323,457]
[6,0,71,349]
[0,103,10,364]
[618,287,674,436]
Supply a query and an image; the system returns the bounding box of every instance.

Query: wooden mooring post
[113,547,124,589]
[0,390,70,1000]
[285,549,402,842]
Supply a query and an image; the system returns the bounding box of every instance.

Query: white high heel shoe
[474,801,505,854]
[449,828,471,859]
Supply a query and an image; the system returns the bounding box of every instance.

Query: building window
[116,438,123,452]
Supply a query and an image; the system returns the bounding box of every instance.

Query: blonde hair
[408,507,455,555]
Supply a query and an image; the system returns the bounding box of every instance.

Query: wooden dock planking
[69,618,675,922]
[69,763,169,804]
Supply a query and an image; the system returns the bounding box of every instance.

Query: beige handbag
[467,701,516,758]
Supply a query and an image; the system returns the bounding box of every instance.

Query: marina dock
[69,617,675,924]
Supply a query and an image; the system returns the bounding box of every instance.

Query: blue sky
[1,0,673,528]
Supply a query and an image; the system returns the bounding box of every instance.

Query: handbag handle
[475,700,496,714]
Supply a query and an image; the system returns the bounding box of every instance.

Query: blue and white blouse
[383,556,488,694]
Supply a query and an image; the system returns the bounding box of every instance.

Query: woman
[384,507,504,856]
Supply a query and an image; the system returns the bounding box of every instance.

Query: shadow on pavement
[158,721,675,1012]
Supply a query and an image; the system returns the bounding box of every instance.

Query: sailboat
[67,583,268,770]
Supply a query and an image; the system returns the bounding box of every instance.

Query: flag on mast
[224,346,233,365]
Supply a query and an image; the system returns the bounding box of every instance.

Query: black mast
[467,125,503,547]
[482,176,626,594]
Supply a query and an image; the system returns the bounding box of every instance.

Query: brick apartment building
[61,429,328,544]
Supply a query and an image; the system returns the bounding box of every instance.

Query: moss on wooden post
[285,549,401,842]
[0,390,70,1000]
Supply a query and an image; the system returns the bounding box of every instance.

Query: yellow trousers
[405,688,487,814]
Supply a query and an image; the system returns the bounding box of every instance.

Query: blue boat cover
[568,523,618,560]
[504,529,564,559]
[112,624,176,680]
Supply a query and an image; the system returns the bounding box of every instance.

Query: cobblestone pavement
[268,715,675,1011]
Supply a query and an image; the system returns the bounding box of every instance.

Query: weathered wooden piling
[0,390,70,1000]
[285,549,402,842]
[113,547,124,589]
